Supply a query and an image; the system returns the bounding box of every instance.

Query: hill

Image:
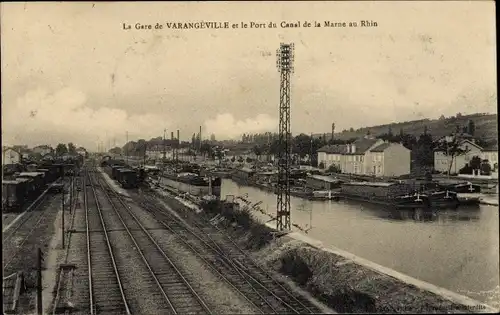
[314,113,498,145]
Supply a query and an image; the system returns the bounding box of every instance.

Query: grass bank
[200,199,491,314]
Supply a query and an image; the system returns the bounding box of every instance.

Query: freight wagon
[16,172,46,196]
[36,168,55,184]
[117,169,139,189]
[2,178,30,212]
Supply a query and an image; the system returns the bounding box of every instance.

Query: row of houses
[317,137,411,177]
[2,145,87,165]
[317,136,498,177]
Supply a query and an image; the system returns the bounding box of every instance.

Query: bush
[481,161,492,175]
[459,163,473,174]
[327,164,341,173]
[201,200,275,249]
[318,162,325,169]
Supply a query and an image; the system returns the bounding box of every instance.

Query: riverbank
[195,199,496,313]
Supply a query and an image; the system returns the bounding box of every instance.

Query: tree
[200,143,212,158]
[387,126,393,137]
[414,133,435,167]
[467,120,476,136]
[55,143,68,156]
[67,142,76,155]
[246,157,253,163]
[231,156,236,162]
[318,162,325,169]
[436,136,470,175]
[293,134,313,158]
[253,145,263,161]
[481,160,492,175]
[469,156,482,170]
[109,147,122,155]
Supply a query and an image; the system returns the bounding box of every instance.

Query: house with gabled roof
[434,139,498,174]
[317,136,411,177]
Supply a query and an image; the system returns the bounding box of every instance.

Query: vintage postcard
[1,1,498,314]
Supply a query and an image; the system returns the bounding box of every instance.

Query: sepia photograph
[1,1,498,314]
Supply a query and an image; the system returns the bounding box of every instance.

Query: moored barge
[161,172,222,198]
[340,181,430,209]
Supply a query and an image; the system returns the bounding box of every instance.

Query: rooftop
[18,172,45,177]
[370,143,392,152]
[317,144,348,154]
[308,175,340,183]
[343,181,398,187]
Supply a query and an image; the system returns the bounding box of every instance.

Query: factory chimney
[199,125,202,151]
[176,129,180,162]
[331,123,335,142]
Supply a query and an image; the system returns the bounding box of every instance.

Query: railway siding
[2,187,67,314]
[134,193,326,314]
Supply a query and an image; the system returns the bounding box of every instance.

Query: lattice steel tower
[275,42,294,231]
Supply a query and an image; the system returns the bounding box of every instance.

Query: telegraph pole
[61,167,65,248]
[37,248,43,315]
[275,42,294,232]
[176,129,180,163]
[126,131,129,165]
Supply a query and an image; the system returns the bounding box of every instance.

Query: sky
[1,1,497,151]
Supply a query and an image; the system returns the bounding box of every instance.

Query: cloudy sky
[1,1,496,151]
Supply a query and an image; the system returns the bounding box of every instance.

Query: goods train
[2,161,78,212]
[101,159,139,189]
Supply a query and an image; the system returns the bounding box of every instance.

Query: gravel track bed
[126,201,260,314]
[2,193,62,314]
[139,197,302,314]
[86,182,129,314]
[103,188,211,314]
[137,189,331,313]
[94,182,174,315]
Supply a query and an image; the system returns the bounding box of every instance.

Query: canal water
[221,179,500,307]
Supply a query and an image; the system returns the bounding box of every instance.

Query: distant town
[3,112,498,179]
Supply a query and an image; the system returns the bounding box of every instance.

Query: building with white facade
[317,137,411,177]
[2,148,22,165]
[434,139,498,174]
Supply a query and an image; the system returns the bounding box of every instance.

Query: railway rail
[2,192,58,275]
[53,169,131,315]
[132,190,321,314]
[93,168,212,314]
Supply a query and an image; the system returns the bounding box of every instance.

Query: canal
[221,179,499,308]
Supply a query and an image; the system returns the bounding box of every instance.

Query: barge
[161,172,222,198]
[340,181,430,210]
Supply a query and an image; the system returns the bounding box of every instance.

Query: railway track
[93,169,212,314]
[2,190,52,245]
[54,169,131,315]
[133,191,321,314]
[2,193,58,275]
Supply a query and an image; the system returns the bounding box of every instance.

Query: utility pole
[61,167,65,249]
[199,125,202,152]
[69,172,73,213]
[275,42,294,232]
[37,248,43,315]
[175,129,181,163]
[310,132,313,168]
[126,131,129,165]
